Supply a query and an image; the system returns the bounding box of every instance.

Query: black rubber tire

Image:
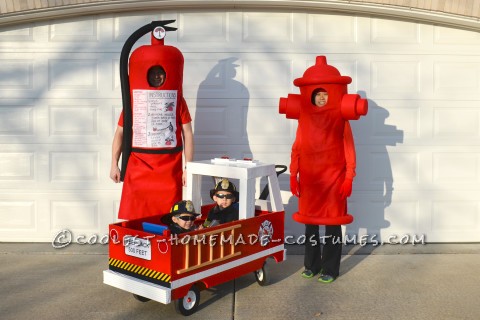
[132,294,150,302]
[174,285,200,316]
[254,261,270,286]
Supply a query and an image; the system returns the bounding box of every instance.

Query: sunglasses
[215,193,234,199]
[176,215,196,222]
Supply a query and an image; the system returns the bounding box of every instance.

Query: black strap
[131,145,183,154]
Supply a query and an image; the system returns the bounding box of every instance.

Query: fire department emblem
[258,220,273,247]
[221,178,229,189]
[185,200,194,213]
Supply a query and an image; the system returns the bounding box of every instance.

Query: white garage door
[1,10,479,242]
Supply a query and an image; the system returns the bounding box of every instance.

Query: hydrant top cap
[293,56,351,87]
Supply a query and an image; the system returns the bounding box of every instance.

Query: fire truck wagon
[103,159,286,315]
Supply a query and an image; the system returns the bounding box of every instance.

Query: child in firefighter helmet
[202,178,239,227]
[161,200,200,234]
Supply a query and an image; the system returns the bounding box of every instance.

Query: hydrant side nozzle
[279,97,287,115]
[278,94,301,120]
[357,98,368,116]
[341,94,369,120]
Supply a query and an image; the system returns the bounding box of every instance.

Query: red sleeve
[344,121,356,180]
[179,97,192,124]
[117,111,124,127]
[290,127,301,176]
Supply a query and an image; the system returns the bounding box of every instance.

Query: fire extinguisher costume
[113,21,193,220]
[279,56,368,280]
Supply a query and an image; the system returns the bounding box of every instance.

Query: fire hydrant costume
[279,56,368,280]
[117,21,192,220]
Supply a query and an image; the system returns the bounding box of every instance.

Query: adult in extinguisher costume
[279,56,368,282]
[110,21,194,220]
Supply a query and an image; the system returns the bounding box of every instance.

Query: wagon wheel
[132,294,150,302]
[174,284,200,316]
[254,261,270,286]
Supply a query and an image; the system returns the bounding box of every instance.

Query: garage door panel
[0,151,35,181]
[307,14,357,44]
[112,14,160,43]
[433,60,480,98]
[192,98,245,145]
[242,12,294,43]
[434,108,480,137]
[0,200,37,230]
[431,201,479,230]
[49,151,99,182]
[185,56,249,99]
[0,53,119,100]
[0,24,34,42]
[0,102,35,138]
[366,101,419,141]
[49,16,100,42]
[0,144,118,191]
[51,200,100,230]
[0,191,116,242]
[348,190,480,243]
[0,98,119,145]
[178,12,230,43]
[424,191,480,242]
[434,25,480,45]
[244,104,292,143]
[365,100,480,146]
[354,146,419,191]
[371,59,421,96]
[49,105,99,137]
[371,18,421,44]
[433,151,480,185]
[0,58,34,97]
[48,58,99,95]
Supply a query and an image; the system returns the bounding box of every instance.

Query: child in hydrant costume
[279,56,368,282]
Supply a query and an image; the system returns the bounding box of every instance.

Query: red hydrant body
[279,56,367,225]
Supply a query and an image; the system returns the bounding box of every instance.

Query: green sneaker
[318,274,335,283]
[301,269,315,279]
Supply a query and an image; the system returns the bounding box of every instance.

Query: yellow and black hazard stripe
[109,258,171,288]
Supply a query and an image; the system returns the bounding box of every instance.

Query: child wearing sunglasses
[161,200,200,234]
[202,178,239,227]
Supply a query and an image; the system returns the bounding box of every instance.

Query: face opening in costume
[311,88,329,107]
[147,65,166,87]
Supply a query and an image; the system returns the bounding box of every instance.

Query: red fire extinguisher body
[118,33,192,220]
